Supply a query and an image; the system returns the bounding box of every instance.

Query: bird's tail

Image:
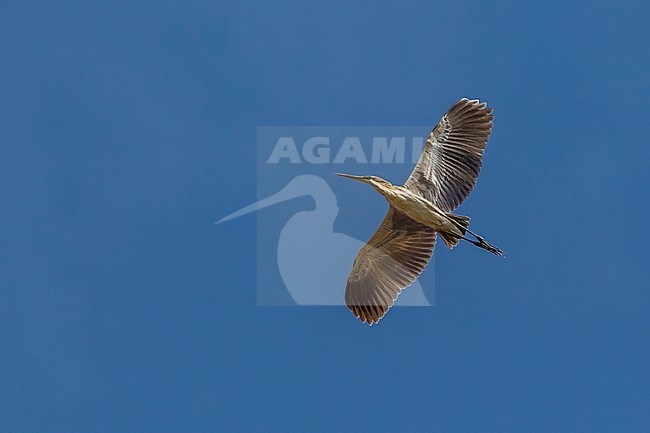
[438,213,506,257]
[438,213,470,249]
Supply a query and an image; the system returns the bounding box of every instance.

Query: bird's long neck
[372,183,398,201]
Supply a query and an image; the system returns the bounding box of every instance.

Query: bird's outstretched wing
[345,207,436,325]
[404,98,493,212]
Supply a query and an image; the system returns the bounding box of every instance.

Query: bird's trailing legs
[459,229,505,257]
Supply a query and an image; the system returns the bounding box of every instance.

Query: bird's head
[335,173,393,193]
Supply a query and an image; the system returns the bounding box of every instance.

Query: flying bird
[337,98,504,325]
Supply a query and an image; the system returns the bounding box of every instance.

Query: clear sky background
[1,1,648,432]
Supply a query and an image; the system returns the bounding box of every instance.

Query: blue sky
[1,1,648,432]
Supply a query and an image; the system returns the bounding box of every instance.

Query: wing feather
[405,98,494,212]
[345,207,436,325]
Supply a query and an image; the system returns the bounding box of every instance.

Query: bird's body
[337,98,504,325]
[340,176,462,236]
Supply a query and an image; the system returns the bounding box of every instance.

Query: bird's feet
[474,235,506,257]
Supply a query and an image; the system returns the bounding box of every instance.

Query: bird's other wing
[404,98,493,212]
[345,207,436,325]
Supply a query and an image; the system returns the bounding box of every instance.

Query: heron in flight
[337,98,504,325]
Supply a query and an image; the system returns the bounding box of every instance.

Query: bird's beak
[335,173,368,183]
